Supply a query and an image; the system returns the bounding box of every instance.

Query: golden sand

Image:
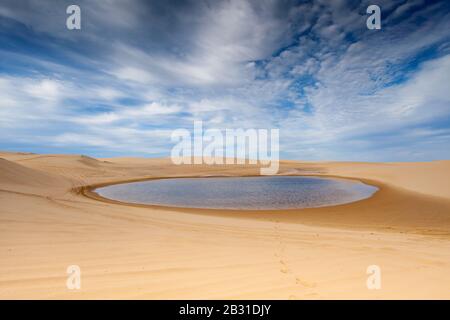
[1,151,450,299]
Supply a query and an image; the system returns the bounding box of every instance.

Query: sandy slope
[0,151,450,299]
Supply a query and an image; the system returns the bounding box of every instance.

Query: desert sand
[1,151,450,299]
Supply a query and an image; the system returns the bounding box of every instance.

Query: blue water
[95,176,378,210]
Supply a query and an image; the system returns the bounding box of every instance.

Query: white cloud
[23,79,64,102]
[113,66,157,85]
[72,102,182,125]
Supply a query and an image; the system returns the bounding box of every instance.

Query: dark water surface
[95,176,378,210]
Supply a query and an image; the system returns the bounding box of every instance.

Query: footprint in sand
[296,277,317,288]
[273,221,319,294]
[280,260,290,274]
[273,221,290,274]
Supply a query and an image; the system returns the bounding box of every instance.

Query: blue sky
[0,0,449,161]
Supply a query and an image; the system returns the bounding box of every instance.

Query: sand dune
[324,161,450,199]
[0,158,70,196]
[1,151,450,299]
